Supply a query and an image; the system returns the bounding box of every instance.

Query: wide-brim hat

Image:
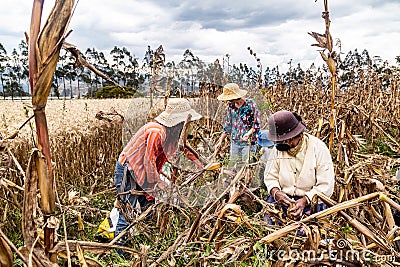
[266,110,306,142]
[154,98,202,127]
[217,83,248,101]
[257,130,274,147]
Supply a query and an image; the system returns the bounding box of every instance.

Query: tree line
[0,40,399,100]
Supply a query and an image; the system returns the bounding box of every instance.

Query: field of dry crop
[1,85,399,266]
[1,0,399,264]
[0,98,139,136]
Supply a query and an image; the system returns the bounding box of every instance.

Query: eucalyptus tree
[304,63,317,88]
[125,54,140,88]
[121,47,132,86]
[56,51,68,98]
[85,48,101,97]
[183,49,205,95]
[285,61,306,89]
[141,45,165,105]
[142,45,154,90]
[266,66,280,87]
[339,49,361,89]
[202,59,224,88]
[110,46,125,85]
[75,64,84,99]
[143,45,153,69]
[64,54,77,98]
[9,48,24,99]
[110,46,139,87]
[372,57,391,90]
[80,70,92,97]
[228,64,244,85]
[238,63,258,88]
[239,63,250,85]
[178,49,201,95]
[97,51,113,87]
[51,71,61,99]
[6,73,21,100]
[165,61,181,95]
[337,49,376,90]
[18,40,29,95]
[0,43,8,99]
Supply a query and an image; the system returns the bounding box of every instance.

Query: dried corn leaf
[78,213,84,232]
[0,236,13,267]
[32,0,74,107]
[372,167,384,176]
[204,162,221,171]
[36,150,55,214]
[23,149,40,247]
[76,243,88,267]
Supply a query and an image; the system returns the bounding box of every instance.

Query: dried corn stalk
[28,0,74,259]
[308,0,337,152]
[0,235,13,266]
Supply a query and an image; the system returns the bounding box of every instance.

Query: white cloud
[1,0,399,72]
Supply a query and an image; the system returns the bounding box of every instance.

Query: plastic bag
[97,208,119,240]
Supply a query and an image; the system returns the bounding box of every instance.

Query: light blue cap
[257,130,274,147]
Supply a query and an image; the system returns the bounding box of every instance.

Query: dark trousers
[113,161,154,249]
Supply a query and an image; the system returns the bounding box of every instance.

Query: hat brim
[217,89,248,101]
[154,109,202,127]
[266,123,306,142]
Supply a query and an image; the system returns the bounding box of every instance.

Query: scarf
[287,134,304,157]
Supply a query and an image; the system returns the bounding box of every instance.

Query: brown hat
[217,83,248,101]
[154,98,202,127]
[266,110,306,142]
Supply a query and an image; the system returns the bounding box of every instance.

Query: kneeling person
[264,110,335,222]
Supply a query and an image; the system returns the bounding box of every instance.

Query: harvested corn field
[0,0,400,266]
[1,81,400,266]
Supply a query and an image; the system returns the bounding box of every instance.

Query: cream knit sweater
[264,133,335,201]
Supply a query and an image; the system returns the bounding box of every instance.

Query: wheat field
[0,98,141,136]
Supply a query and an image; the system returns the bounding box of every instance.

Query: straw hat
[266,110,306,142]
[154,98,202,127]
[217,83,248,101]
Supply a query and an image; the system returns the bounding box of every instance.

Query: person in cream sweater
[264,110,335,222]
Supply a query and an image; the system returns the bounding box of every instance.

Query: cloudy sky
[1,0,400,71]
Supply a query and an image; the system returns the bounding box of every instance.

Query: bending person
[114,98,203,247]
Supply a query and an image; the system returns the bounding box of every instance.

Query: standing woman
[114,98,203,243]
[215,83,261,173]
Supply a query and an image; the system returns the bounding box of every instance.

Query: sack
[97,208,119,240]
